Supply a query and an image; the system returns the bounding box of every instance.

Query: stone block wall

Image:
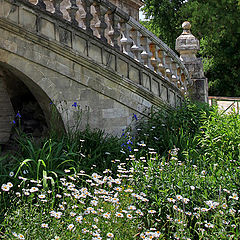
[0,72,14,144]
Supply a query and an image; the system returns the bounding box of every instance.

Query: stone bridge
[0,0,202,144]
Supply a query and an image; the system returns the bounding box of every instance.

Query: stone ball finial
[182,21,191,34]
[182,21,191,30]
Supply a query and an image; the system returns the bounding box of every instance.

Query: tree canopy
[141,0,240,96]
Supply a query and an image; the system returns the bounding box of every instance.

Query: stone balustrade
[0,0,195,143]
[20,0,190,96]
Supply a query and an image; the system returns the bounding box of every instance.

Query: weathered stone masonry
[0,0,203,144]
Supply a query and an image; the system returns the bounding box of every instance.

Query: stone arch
[0,55,65,144]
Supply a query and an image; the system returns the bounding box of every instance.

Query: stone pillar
[0,72,14,144]
[176,21,208,102]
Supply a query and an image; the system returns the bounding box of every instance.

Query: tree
[141,0,187,49]
[142,0,240,96]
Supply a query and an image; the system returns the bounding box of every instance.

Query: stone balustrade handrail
[14,0,191,95]
[127,17,191,84]
[128,17,192,90]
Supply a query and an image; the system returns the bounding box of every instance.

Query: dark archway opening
[0,67,49,152]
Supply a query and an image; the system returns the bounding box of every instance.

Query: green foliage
[135,100,212,160]
[130,103,240,238]
[142,0,187,49]
[0,101,240,239]
[1,171,145,240]
[9,127,124,184]
[199,109,240,161]
[131,148,240,239]
[0,153,13,184]
[67,127,125,173]
[142,0,240,96]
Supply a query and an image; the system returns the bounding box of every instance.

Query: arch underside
[0,59,65,144]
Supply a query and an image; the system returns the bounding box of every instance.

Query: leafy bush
[7,127,125,184]
[199,110,240,161]
[134,100,213,160]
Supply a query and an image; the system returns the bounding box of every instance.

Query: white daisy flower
[41,223,49,228]
[1,184,10,192]
[67,223,75,231]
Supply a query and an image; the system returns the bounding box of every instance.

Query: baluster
[130,28,143,63]
[149,43,160,73]
[171,75,177,84]
[177,80,181,89]
[177,67,184,91]
[37,0,46,10]
[119,21,133,57]
[181,72,187,93]
[178,80,186,94]
[140,36,153,70]
[158,50,166,78]
[93,1,108,43]
[66,0,79,26]
[107,10,121,50]
[52,0,63,17]
[181,85,186,95]
[177,67,181,81]
[171,61,178,85]
[81,0,94,35]
[165,55,173,81]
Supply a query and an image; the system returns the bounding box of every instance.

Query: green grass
[0,101,239,239]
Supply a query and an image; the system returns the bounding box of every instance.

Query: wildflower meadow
[0,101,239,239]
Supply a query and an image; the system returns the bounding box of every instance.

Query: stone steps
[0,78,14,144]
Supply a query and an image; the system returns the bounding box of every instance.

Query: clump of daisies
[0,164,161,239]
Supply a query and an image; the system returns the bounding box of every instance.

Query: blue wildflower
[128,146,132,152]
[16,112,21,118]
[72,102,77,108]
[133,114,138,121]
[12,120,16,124]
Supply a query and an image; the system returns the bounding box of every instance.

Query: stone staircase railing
[21,0,191,95]
[23,0,191,94]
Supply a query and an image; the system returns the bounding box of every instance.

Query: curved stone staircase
[0,0,195,143]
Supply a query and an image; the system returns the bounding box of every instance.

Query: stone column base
[188,78,208,103]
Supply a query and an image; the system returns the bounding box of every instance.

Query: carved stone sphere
[182,21,191,30]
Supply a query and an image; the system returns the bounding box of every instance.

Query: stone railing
[17,0,191,95]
